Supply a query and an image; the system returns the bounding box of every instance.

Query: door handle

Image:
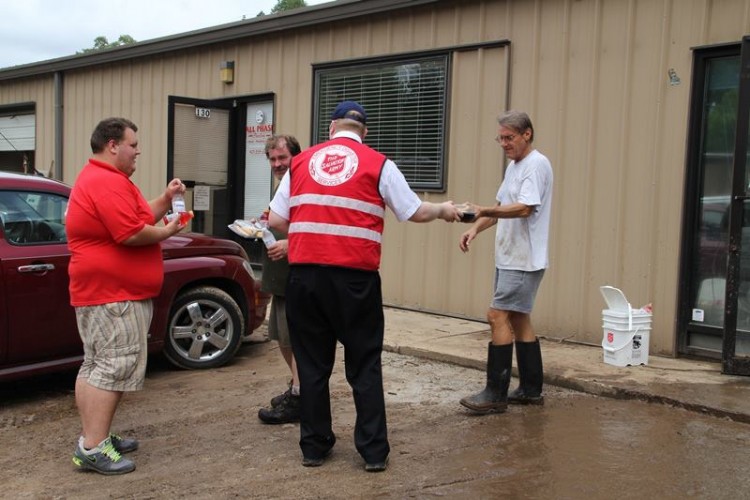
[18,264,55,273]
[734,195,750,201]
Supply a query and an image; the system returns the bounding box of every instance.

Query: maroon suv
[0,172,269,381]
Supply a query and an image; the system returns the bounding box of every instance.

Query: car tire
[163,286,245,370]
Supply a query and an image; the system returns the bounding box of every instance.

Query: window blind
[314,55,448,191]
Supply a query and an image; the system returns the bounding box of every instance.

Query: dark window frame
[312,50,452,192]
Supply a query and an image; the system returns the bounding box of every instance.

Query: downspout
[53,71,63,180]
[504,42,512,113]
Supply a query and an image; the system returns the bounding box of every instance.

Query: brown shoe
[270,387,292,408]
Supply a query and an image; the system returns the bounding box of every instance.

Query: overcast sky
[0,0,332,69]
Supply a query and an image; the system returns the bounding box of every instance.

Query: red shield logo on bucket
[607,332,614,343]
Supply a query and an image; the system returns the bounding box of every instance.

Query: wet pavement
[382,307,750,424]
[3,314,750,498]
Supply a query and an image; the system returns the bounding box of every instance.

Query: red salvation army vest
[288,137,386,271]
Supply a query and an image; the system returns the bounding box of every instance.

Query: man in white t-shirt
[458,110,553,414]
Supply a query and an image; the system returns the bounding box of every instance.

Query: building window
[313,54,449,191]
[0,105,37,175]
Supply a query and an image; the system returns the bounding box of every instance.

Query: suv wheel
[164,286,244,369]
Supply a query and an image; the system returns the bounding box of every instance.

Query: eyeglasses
[495,133,517,143]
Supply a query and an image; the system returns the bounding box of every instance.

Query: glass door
[722,36,750,375]
[681,36,750,375]
[167,96,236,238]
[682,48,740,356]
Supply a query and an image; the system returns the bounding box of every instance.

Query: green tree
[257,0,308,16]
[78,35,137,54]
[271,0,307,13]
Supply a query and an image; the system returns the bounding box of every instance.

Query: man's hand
[165,212,186,236]
[459,228,477,253]
[267,239,288,261]
[166,178,185,200]
[456,202,480,223]
[439,201,462,222]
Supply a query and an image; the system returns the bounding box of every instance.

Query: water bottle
[172,192,186,213]
[165,192,193,225]
[262,228,277,248]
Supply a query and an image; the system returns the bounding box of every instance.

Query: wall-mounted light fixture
[220,61,234,84]
[668,68,681,86]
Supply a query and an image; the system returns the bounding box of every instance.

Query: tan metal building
[1,0,749,373]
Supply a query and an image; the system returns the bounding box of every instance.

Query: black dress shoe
[302,449,331,467]
[364,456,388,472]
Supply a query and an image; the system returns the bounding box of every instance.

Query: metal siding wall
[378,46,508,315]
[445,47,508,315]
[514,0,750,354]
[3,0,750,355]
[0,76,55,175]
[516,0,668,349]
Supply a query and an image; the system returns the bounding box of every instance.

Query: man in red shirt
[66,117,186,475]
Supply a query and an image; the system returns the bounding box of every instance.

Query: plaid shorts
[75,299,153,392]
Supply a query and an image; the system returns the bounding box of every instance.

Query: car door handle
[17,264,55,273]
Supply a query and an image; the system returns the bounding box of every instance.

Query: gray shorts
[491,268,545,314]
[75,299,153,392]
[268,295,291,347]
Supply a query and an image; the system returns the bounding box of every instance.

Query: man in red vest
[269,101,460,472]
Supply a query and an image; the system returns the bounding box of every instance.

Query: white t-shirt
[494,149,553,271]
[270,131,422,222]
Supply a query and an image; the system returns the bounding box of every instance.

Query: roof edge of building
[0,0,440,81]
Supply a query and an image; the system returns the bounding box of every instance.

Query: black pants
[286,265,390,463]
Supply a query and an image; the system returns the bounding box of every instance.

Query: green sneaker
[110,433,139,454]
[72,437,136,475]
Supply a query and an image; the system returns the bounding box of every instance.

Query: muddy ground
[2,328,750,499]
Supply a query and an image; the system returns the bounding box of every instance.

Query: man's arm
[458,202,504,253]
[475,202,534,219]
[122,216,184,246]
[379,160,460,223]
[269,210,290,234]
[409,201,461,223]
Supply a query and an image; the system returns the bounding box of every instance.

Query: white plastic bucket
[600,286,652,366]
[602,326,651,367]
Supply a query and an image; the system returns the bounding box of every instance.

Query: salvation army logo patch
[309,145,358,186]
